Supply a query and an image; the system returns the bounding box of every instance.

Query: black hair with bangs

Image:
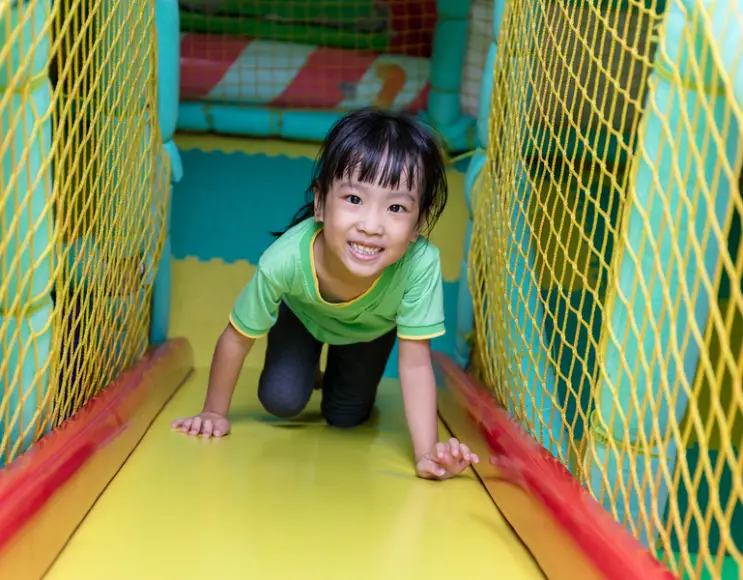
[273,107,448,237]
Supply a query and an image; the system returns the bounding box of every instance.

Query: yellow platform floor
[44,257,544,580]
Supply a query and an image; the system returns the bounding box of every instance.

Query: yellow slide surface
[45,258,543,579]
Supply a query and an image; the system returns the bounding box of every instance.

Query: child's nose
[357,212,384,235]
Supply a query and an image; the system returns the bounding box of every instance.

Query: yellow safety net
[0,0,168,465]
[470,0,742,578]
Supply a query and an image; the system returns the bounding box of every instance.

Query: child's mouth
[348,242,383,261]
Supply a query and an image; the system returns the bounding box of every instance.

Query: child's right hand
[171,411,231,438]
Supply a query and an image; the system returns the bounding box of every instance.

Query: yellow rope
[1,0,167,463]
[446,147,486,166]
[0,70,49,94]
[469,0,743,576]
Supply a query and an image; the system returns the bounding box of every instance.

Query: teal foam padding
[437,115,477,153]
[603,0,665,9]
[591,0,741,549]
[149,141,180,343]
[0,297,54,466]
[462,219,473,259]
[464,152,486,214]
[170,147,462,377]
[656,552,740,580]
[427,92,462,128]
[453,157,470,173]
[492,0,505,40]
[63,237,157,289]
[171,149,313,264]
[438,0,472,18]
[477,43,496,147]
[511,162,567,460]
[178,103,282,135]
[155,0,180,141]
[699,0,743,104]
[177,104,475,152]
[177,102,211,132]
[0,3,53,467]
[428,0,471,127]
[540,287,601,442]
[663,445,743,560]
[0,1,49,85]
[177,102,345,142]
[540,163,622,443]
[415,111,476,153]
[454,258,473,367]
[150,236,172,345]
[524,119,631,167]
[1,82,53,309]
[164,139,183,184]
[455,135,475,369]
[281,111,346,140]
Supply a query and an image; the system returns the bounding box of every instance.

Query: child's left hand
[415,437,480,480]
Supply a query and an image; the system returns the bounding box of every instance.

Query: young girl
[172,107,479,480]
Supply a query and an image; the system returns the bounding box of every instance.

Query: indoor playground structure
[0,0,741,578]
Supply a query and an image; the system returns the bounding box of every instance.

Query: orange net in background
[1,0,168,466]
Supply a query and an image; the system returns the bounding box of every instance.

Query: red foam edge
[432,352,677,580]
[0,338,192,553]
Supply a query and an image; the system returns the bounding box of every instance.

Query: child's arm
[398,338,439,459]
[203,324,255,415]
[171,323,254,437]
[398,337,479,479]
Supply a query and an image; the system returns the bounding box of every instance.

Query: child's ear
[411,216,424,241]
[313,189,323,222]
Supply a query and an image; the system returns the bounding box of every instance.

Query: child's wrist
[201,405,228,417]
[414,446,432,462]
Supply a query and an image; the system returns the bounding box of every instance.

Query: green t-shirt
[229,217,446,345]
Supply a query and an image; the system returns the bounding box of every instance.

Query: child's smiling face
[314,165,422,283]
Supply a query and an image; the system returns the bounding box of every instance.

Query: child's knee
[324,409,373,429]
[257,385,308,418]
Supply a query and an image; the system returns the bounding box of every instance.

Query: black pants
[258,302,397,428]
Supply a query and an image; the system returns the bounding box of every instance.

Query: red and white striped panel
[180,33,431,111]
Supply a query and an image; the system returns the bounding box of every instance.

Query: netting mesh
[470,0,742,577]
[1,0,167,465]
[178,0,436,111]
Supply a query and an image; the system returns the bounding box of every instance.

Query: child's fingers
[435,441,451,463]
[188,416,202,435]
[214,420,229,437]
[447,437,462,458]
[458,443,480,464]
[172,415,229,438]
[418,458,447,479]
[201,419,214,437]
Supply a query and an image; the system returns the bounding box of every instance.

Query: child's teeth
[351,243,379,255]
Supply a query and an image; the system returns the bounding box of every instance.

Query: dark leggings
[258,302,397,428]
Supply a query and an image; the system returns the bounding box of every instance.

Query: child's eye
[389,204,406,213]
[346,195,362,205]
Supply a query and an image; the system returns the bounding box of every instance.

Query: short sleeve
[229,250,293,339]
[396,244,446,340]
